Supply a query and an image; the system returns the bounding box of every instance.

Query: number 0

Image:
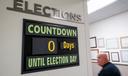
[48,40,55,52]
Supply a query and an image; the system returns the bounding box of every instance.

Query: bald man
[97,54,121,76]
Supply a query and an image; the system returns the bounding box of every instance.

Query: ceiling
[88,0,128,24]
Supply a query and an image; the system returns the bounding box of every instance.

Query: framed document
[120,36,128,49]
[106,38,119,49]
[120,50,128,62]
[100,51,110,61]
[90,37,97,48]
[111,52,120,62]
[97,38,105,48]
[90,49,99,60]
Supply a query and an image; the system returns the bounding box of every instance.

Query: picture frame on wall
[120,50,128,63]
[97,38,105,48]
[90,37,97,48]
[120,36,128,49]
[100,51,110,61]
[90,49,99,60]
[111,52,120,62]
[106,38,119,49]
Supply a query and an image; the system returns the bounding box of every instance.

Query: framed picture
[106,38,119,49]
[120,50,128,62]
[97,38,105,48]
[90,37,97,48]
[111,52,120,62]
[90,49,99,60]
[120,36,128,49]
[100,51,110,61]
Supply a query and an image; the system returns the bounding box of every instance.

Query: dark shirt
[98,62,121,76]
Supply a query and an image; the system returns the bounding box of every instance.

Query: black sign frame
[22,19,79,74]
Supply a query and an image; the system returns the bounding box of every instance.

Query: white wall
[0,0,92,76]
[90,11,128,76]
[90,11,128,38]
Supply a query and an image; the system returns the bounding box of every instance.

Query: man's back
[98,62,121,76]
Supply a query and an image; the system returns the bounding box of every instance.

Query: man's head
[97,54,109,67]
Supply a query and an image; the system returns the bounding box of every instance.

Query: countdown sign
[22,19,79,74]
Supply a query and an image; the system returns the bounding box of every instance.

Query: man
[97,54,121,76]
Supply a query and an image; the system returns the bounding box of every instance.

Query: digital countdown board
[22,19,79,74]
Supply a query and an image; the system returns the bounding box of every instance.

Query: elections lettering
[7,0,82,23]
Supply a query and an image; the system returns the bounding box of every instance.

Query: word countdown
[22,19,79,74]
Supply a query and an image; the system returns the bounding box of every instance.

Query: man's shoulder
[104,62,116,70]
